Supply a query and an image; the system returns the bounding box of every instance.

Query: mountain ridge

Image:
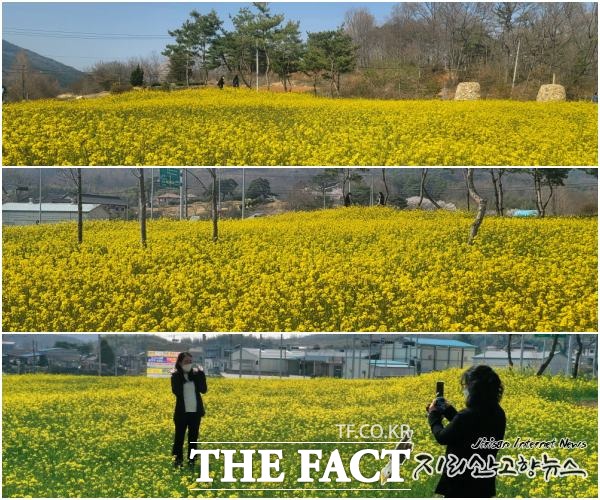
[2,39,85,88]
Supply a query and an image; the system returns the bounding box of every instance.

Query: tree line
[161,2,357,96]
[4,2,596,100]
[55,167,593,250]
[343,2,597,99]
[143,1,599,99]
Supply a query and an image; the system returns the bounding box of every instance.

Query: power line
[4,68,92,76]
[4,27,170,40]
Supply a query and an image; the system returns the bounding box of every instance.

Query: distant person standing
[593,91,598,103]
[377,192,385,206]
[2,84,6,102]
[171,352,207,468]
[217,76,225,89]
[344,192,352,207]
[232,75,240,88]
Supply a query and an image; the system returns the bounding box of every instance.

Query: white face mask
[463,388,470,399]
[182,363,192,373]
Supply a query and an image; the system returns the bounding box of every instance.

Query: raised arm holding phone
[426,365,506,498]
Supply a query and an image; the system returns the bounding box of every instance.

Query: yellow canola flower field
[2,369,597,498]
[2,208,597,332]
[2,88,597,166]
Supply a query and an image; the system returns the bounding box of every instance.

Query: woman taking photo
[426,364,506,498]
[171,352,207,468]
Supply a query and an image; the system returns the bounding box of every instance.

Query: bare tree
[466,168,487,245]
[344,8,377,67]
[418,169,441,209]
[572,334,583,378]
[145,52,166,85]
[506,334,513,368]
[529,169,569,218]
[207,168,219,241]
[489,169,504,216]
[60,169,84,244]
[536,334,559,376]
[132,169,147,247]
[5,51,61,102]
[381,168,390,204]
[76,169,83,245]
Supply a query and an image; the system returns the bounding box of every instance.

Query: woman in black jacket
[427,365,506,498]
[171,352,207,468]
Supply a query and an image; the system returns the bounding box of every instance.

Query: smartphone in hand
[436,381,444,398]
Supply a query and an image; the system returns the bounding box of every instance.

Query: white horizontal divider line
[190,441,399,444]
[190,488,411,491]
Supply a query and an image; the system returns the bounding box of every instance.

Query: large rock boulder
[454,82,480,100]
[536,84,566,102]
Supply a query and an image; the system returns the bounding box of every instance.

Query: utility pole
[352,335,356,379]
[256,43,259,91]
[279,334,283,378]
[21,65,26,100]
[218,170,222,212]
[239,337,243,379]
[258,334,262,379]
[367,334,373,379]
[138,169,147,247]
[511,39,521,96]
[38,168,42,224]
[32,339,37,373]
[566,335,573,376]
[370,175,374,206]
[179,169,183,220]
[77,168,82,244]
[241,168,245,219]
[593,336,598,378]
[184,168,188,219]
[98,335,102,377]
[519,334,524,369]
[150,168,154,220]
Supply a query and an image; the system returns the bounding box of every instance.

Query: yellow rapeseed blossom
[2,88,597,166]
[2,208,596,332]
[1,369,597,497]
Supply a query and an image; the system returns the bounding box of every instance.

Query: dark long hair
[174,352,192,374]
[461,365,503,408]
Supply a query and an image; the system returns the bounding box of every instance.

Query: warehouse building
[473,349,567,375]
[380,337,477,373]
[55,193,128,219]
[229,348,347,377]
[2,202,109,225]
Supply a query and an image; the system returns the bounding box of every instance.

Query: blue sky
[3,2,397,70]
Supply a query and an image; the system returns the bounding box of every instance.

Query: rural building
[202,345,228,373]
[341,349,377,379]
[473,349,567,375]
[2,202,109,225]
[380,337,477,373]
[156,192,181,206]
[4,347,82,373]
[229,348,294,375]
[229,348,347,377]
[369,360,412,378]
[230,339,478,379]
[55,193,128,219]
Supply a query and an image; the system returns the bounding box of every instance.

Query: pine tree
[130,64,144,87]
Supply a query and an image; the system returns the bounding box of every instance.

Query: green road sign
[159,168,180,188]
